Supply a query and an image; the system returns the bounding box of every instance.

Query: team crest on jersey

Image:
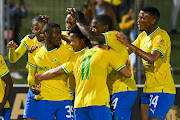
[0,60,4,67]
[52,57,59,65]
[158,39,165,46]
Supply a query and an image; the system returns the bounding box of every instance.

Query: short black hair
[141,7,160,22]
[42,23,61,33]
[93,14,113,31]
[70,26,91,47]
[31,16,48,27]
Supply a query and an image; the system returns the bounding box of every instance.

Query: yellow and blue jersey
[61,47,127,108]
[132,27,176,94]
[9,34,44,63]
[0,55,10,108]
[28,42,74,101]
[102,30,137,94]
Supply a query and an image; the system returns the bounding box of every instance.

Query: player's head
[43,23,61,48]
[70,26,91,51]
[65,11,86,35]
[138,7,160,31]
[91,14,113,33]
[31,16,48,41]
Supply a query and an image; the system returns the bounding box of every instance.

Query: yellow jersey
[61,47,126,108]
[132,27,176,94]
[102,30,137,94]
[28,42,74,101]
[9,34,44,63]
[0,55,10,108]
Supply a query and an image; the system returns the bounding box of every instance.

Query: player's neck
[146,26,158,35]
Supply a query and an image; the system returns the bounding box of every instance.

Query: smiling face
[47,27,62,48]
[137,10,154,32]
[65,14,76,35]
[31,20,46,41]
[70,33,85,52]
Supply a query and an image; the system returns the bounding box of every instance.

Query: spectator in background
[4,0,27,45]
[82,0,118,30]
[119,8,135,41]
[4,0,27,80]
[119,8,136,69]
[104,0,123,23]
[171,0,180,34]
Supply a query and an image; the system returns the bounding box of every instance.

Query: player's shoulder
[104,30,120,35]
[28,34,36,39]
[61,40,73,51]
[61,31,68,36]
[22,34,36,42]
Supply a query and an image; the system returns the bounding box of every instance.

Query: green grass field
[10,0,180,84]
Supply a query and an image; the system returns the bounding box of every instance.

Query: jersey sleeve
[152,35,168,57]
[132,33,142,48]
[107,49,126,72]
[0,55,10,78]
[27,64,37,87]
[102,31,119,47]
[60,55,75,74]
[27,53,37,87]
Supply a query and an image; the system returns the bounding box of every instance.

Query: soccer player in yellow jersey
[7,15,48,120]
[34,26,132,120]
[115,7,176,120]
[0,55,13,120]
[68,8,138,120]
[28,23,74,120]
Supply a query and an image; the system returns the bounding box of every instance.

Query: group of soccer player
[0,6,176,120]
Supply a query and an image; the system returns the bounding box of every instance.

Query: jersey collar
[147,27,160,37]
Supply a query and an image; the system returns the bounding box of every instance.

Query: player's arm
[67,8,105,43]
[7,40,27,63]
[35,66,66,84]
[117,65,132,78]
[115,33,161,63]
[61,35,71,44]
[0,73,13,112]
[28,64,41,95]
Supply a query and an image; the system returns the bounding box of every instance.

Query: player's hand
[28,46,38,53]
[7,40,18,49]
[35,73,42,84]
[31,85,41,95]
[66,8,80,21]
[40,15,49,23]
[115,33,130,46]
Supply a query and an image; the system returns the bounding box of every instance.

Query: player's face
[91,20,106,33]
[31,20,46,41]
[49,27,62,47]
[65,14,76,35]
[70,33,84,52]
[137,10,153,31]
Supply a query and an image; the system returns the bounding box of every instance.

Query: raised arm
[0,73,13,112]
[35,66,65,84]
[115,33,161,63]
[7,40,27,63]
[67,8,105,43]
